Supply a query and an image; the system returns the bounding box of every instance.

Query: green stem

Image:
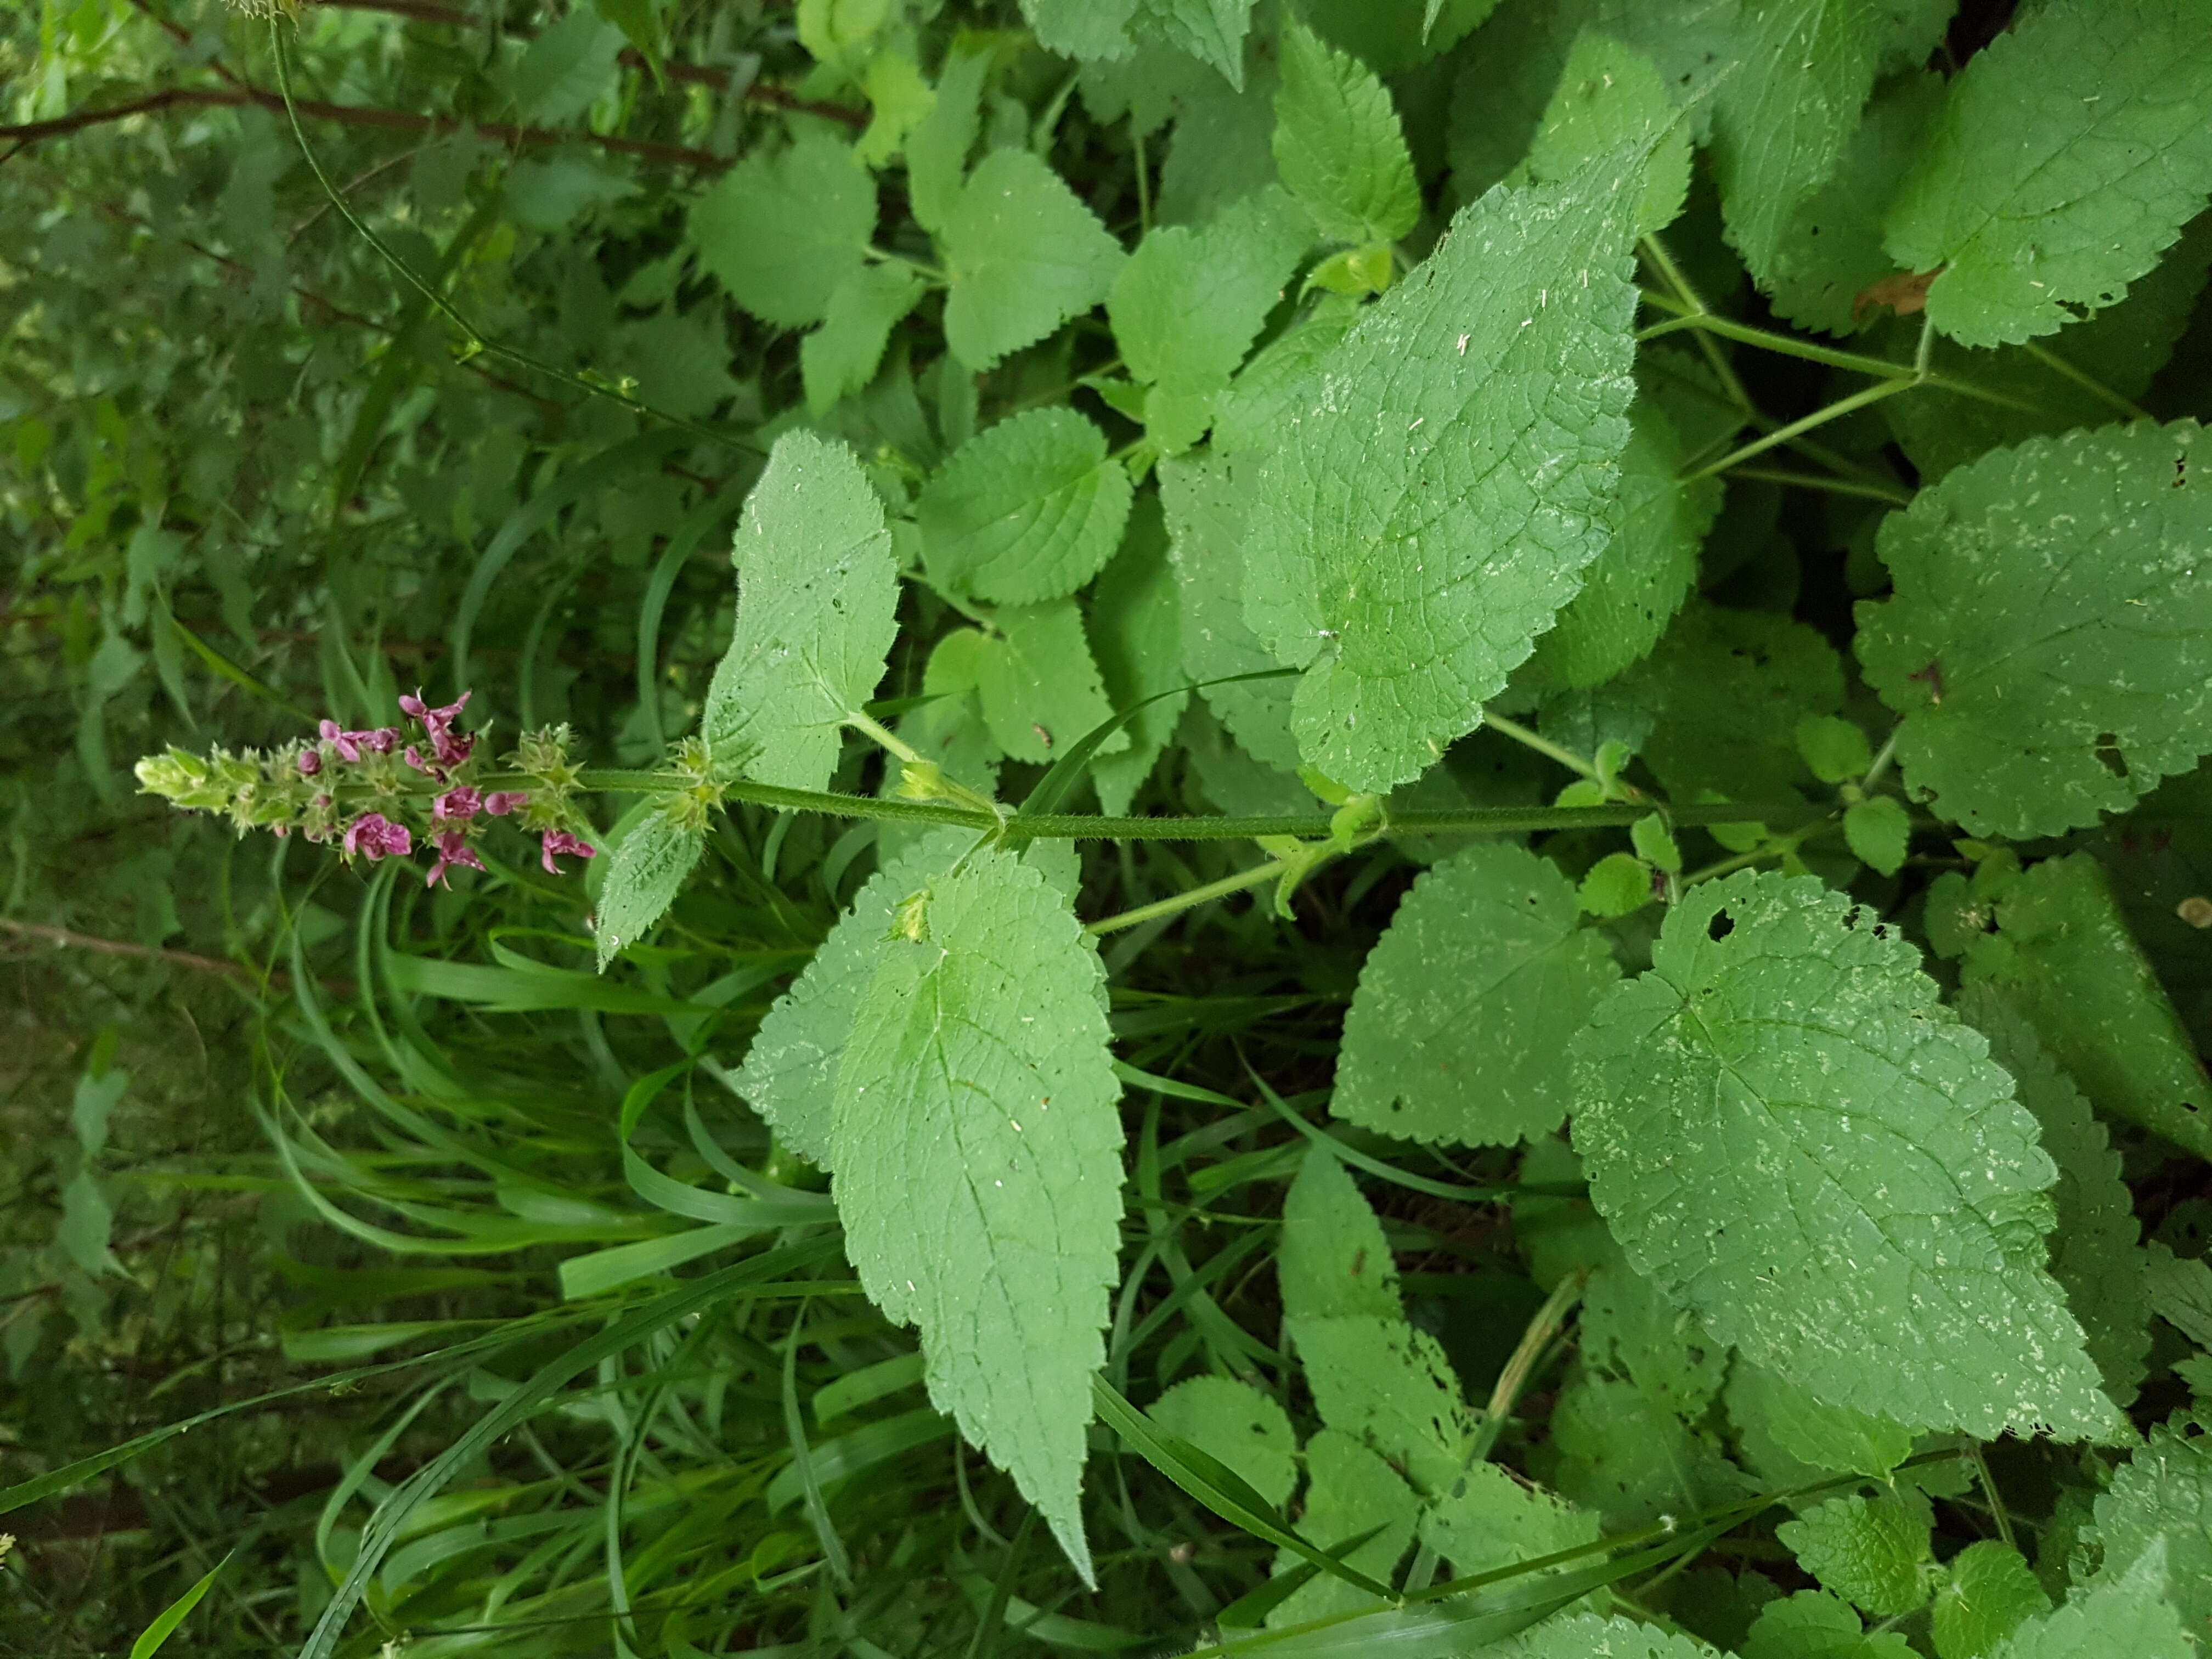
[1861,725,1904,790]
[1084,859,1291,936]
[1967,1445,2018,1551]
[337,769,1831,842]
[1638,311,1921,380]
[1682,380,1915,483]
[866,245,947,284]
[1727,466,1912,506]
[2018,340,2149,420]
[1482,712,1598,780]
[1638,235,1754,413]
[844,711,923,766]
[1682,817,1841,885]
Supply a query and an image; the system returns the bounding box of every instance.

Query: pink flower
[433,786,482,823]
[342,812,413,861]
[425,830,486,889]
[297,749,321,776]
[403,744,443,781]
[319,720,400,764]
[484,791,528,816]
[540,830,596,875]
[400,689,475,769]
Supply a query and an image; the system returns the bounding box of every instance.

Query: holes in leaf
[2177,454,2189,488]
[1706,910,1735,942]
[2093,734,2128,778]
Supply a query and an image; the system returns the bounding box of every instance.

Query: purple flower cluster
[138,694,601,891]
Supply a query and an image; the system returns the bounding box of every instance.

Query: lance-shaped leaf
[1334,842,1619,1145]
[594,807,705,972]
[1271,18,1419,247]
[1883,0,2212,347]
[1708,0,1923,287]
[702,431,899,792]
[1239,160,1639,791]
[1855,422,2212,840]
[831,847,1123,1583]
[732,830,976,1169]
[1572,869,2119,1441]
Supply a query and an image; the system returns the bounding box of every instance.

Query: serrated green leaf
[801,262,926,416]
[702,431,899,791]
[1884,0,2212,347]
[1546,1372,1755,1532]
[906,41,992,236]
[732,830,974,1169]
[1777,1493,1934,1617]
[1743,1589,1916,1659]
[1709,0,1908,286]
[690,131,877,329]
[1880,218,2212,482]
[1623,602,1846,806]
[2145,1245,2212,1346]
[940,148,1126,370]
[1417,1460,1599,1592]
[831,846,1122,1585]
[1211,292,1361,459]
[1843,796,1910,876]
[1022,0,1138,59]
[1725,1360,1914,1487]
[1579,1256,1728,1423]
[1087,493,1187,815]
[1239,162,1639,791]
[1490,1612,1722,1659]
[1960,986,2152,1407]
[1959,853,2212,1163]
[594,808,706,971]
[1159,455,1302,771]
[1279,1150,1400,1324]
[1147,1376,1295,1509]
[57,1168,119,1277]
[1996,1542,2192,1659]
[1264,1428,1418,1628]
[1797,715,1874,785]
[974,600,1126,764]
[1767,71,1946,337]
[1526,30,1691,239]
[1289,1313,1476,1496]
[1578,853,1654,918]
[1271,17,1420,246]
[509,8,624,124]
[918,409,1133,605]
[1134,0,1256,88]
[1303,0,1502,77]
[1855,423,2212,838]
[1523,403,1718,694]
[1334,842,1621,1146]
[1109,187,1310,400]
[1933,1542,2049,1659]
[1572,869,2118,1440]
[2085,1424,2212,1632]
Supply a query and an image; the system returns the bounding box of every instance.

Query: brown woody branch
[0,83,735,167]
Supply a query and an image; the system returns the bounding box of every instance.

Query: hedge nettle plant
[56,0,2212,1652]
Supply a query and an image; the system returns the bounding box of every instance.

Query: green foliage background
[4,0,2212,1655]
